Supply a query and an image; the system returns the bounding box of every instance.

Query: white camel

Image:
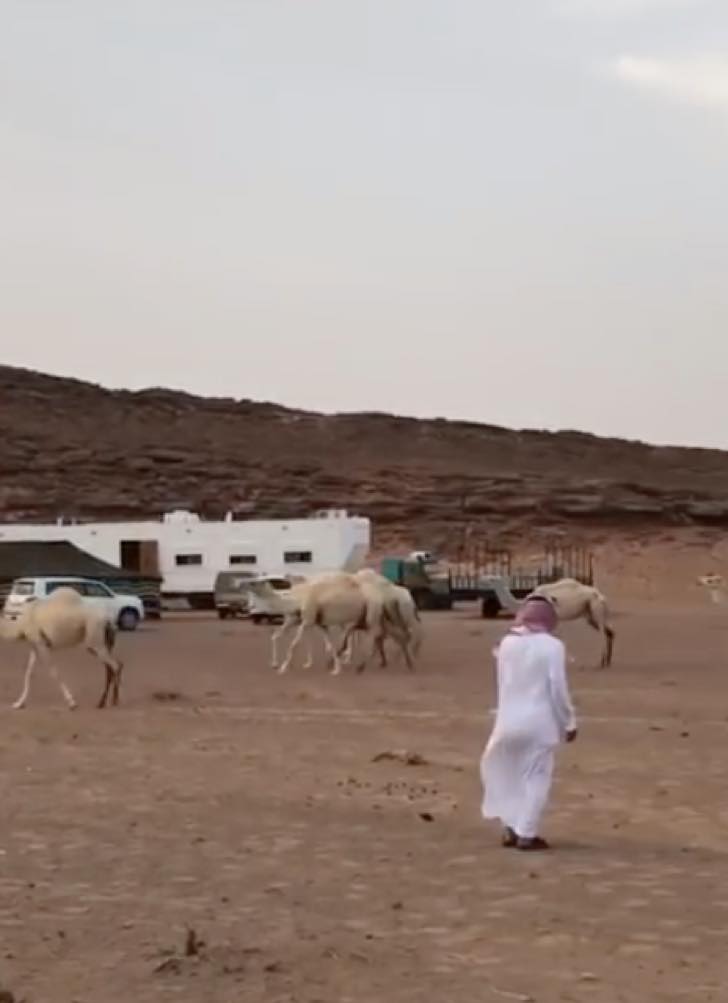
[0,587,123,709]
[247,577,331,671]
[697,574,726,605]
[340,570,422,671]
[531,578,615,668]
[248,572,386,675]
[383,581,423,661]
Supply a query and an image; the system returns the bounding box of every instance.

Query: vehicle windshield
[11,581,34,596]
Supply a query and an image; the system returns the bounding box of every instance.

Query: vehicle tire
[118,607,140,631]
[251,614,263,625]
[218,609,230,620]
[481,596,501,619]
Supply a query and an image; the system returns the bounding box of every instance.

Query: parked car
[2,577,145,631]
[213,571,258,619]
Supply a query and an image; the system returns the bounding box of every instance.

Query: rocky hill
[2,365,728,553]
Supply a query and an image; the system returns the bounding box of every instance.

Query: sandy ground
[0,602,727,1002]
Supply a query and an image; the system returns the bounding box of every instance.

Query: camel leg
[387,628,414,671]
[112,659,124,706]
[322,626,341,669]
[603,626,615,669]
[376,636,388,668]
[12,648,37,710]
[585,605,615,669]
[110,661,123,710]
[271,619,296,670]
[313,626,343,670]
[399,635,415,672]
[319,628,345,676]
[39,648,77,710]
[278,622,308,675]
[338,627,356,665]
[302,630,318,670]
[91,647,123,708]
[354,628,382,675]
[98,666,113,709]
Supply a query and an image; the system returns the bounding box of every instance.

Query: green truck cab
[380,553,452,610]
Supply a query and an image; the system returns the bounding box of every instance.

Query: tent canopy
[0,540,160,582]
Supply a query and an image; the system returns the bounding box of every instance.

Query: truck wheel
[118,608,140,631]
[218,609,230,620]
[251,614,263,625]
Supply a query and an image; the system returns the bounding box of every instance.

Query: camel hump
[47,586,84,605]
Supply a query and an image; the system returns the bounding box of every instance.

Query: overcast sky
[2,0,727,447]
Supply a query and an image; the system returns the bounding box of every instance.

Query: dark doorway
[120,540,160,575]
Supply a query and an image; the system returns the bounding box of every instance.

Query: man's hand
[565,728,578,743]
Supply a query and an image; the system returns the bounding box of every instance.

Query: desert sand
[0,599,725,1002]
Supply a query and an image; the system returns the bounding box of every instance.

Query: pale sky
[2,0,727,447]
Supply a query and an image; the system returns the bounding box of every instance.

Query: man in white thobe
[480,595,577,851]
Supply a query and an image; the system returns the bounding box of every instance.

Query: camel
[340,570,422,671]
[0,587,123,709]
[697,574,726,605]
[384,581,423,661]
[248,572,387,675]
[246,576,330,671]
[531,578,615,668]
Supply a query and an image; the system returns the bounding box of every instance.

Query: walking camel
[491,576,614,667]
[339,570,423,671]
[0,587,123,709]
[531,578,615,668]
[248,572,391,675]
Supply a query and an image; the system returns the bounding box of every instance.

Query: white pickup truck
[3,576,145,631]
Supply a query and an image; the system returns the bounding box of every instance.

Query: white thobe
[480,631,576,839]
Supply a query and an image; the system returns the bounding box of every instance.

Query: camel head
[246,578,302,614]
[246,579,278,599]
[0,614,24,642]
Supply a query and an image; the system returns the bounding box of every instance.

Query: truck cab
[380,556,452,610]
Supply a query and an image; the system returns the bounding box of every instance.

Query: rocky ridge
[2,366,728,552]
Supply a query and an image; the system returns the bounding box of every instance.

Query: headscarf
[511,595,557,634]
